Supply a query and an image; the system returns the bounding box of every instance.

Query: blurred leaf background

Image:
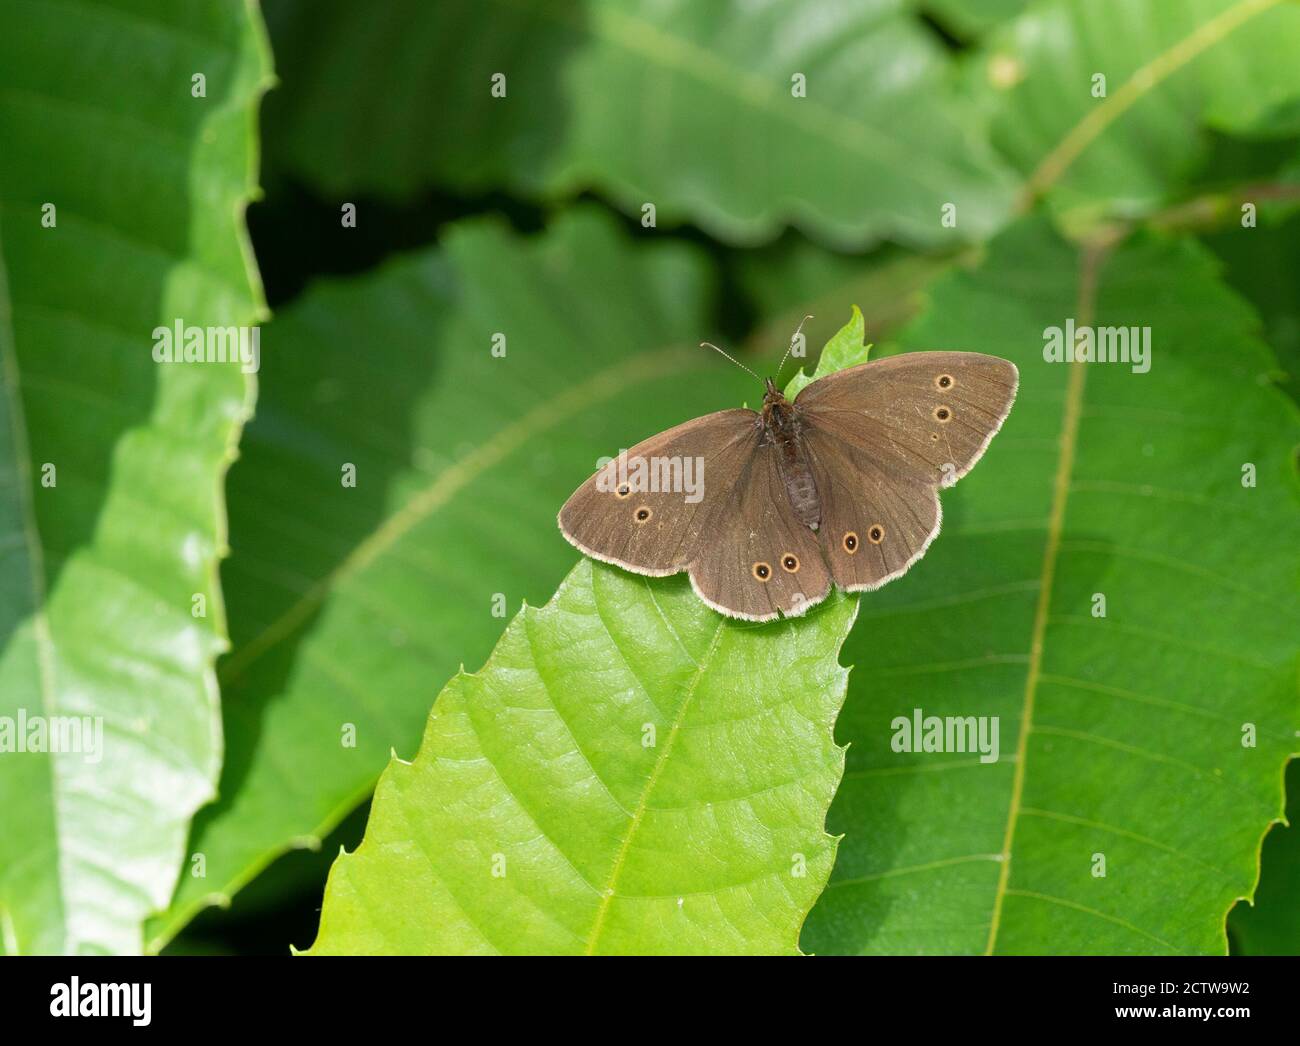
[1,0,1296,954]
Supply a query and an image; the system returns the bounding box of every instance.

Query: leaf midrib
[983,241,1101,955]
[583,611,728,955]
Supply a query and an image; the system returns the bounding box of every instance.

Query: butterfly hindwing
[802,426,941,591]
[686,442,831,622]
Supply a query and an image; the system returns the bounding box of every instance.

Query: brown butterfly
[558,339,1017,622]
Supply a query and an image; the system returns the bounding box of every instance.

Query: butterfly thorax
[761,379,822,531]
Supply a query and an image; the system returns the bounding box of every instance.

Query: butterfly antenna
[775,315,813,383]
[701,341,762,382]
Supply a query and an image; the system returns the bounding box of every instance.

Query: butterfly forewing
[557,409,759,575]
[795,352,1018,488]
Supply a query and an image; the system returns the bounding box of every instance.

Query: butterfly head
[762,376,785,404]
[761,377,796,436]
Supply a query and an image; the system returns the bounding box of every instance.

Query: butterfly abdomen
[763,397,821,530]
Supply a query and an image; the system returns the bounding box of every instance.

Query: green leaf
[150,209,758,949]
[263,0,1016,247]
[979,0,1300,228]
[784,305,871,399]
[803,216,1300,954]
[1204,208,1300,405]
[306,560,858,955]
[0,0,270,953]
[1229,762,1300,954]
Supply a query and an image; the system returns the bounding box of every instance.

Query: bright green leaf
[307,560,857,955]
[784,305,871,399]
[150,209,759,949]
[0,0,270,953]
[804,216,1300,955]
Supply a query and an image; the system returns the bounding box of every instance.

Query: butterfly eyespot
[781,553,800,573]
[842,531,859,554]
[615,484,632,499]
[935,374,954,389]
[868,525,885,544]
[752,561,772,582]
[933,405,952,422]
[634,506,652,522]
